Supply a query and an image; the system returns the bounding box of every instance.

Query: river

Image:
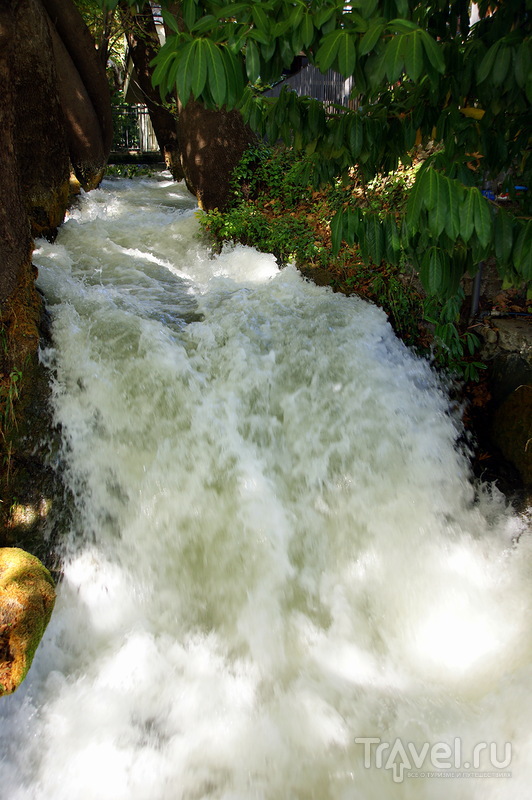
[0,174,530,799]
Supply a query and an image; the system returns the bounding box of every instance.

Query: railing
[111,104,159,153]
[263,63,357,112]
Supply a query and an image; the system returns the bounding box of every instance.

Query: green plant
[424,290,486,381]
[138,0,530,304]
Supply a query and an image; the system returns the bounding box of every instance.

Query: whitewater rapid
[0,174,530,800]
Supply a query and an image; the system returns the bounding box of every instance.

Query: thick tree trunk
[0,6,32,305]
[46,18,106,190]
[119,1,183,180]
[40,0,113,156]
[13,0,70,238]
[177,101,257,211]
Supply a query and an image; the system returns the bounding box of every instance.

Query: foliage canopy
[103,0,531,300]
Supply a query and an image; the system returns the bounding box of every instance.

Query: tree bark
[177,101,257,211]
[119,1,183,180]
[40,0,113,156]
[13,0,70,238]
[0,5,32,305]
[46,17,106,190]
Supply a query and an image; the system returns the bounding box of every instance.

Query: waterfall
[0,174,530,799]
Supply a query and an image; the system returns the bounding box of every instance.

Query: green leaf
[404,30,423,82]
[513,220,532,281]
[246,38,260,82]
[473,189,492,248]
[494,208,514,266]
[216,3,250,20]
[191,40,208,98]
[301,14,315,48]
[477,41,500,83]
[385,34,404,82]
[205,40,227,106]
[314,5,336,30]
[161,9,180,34]
[515,41,531,88]
[420,31,445,74]
[316,30,343,72]
[405,171,424,232]
[428,181,447,238]
[331,210,345,255]
[349,114,364,157]
[421,247,443,294]
[337,32,357,78]
[493,46,511,86]
[421,167,439,211]
[443,176,462,239]
[176,40,196,100]
[252,4,268,31]
[221,46,244,109]
[182,0,199,30]
[359,22,384,56]
[151,45,178,93]
[387,18,419,33]
[366,213,384,264]
[460,187,476,242]
[190,15,218,35]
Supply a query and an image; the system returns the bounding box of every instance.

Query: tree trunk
[40,0,113,156]
[0,5,32,305]
[46,17,106,190]
[177,101,257,211]
[13,0,70,239]
[119,1,183,180]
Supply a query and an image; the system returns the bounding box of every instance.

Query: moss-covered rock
[0,547,55,696]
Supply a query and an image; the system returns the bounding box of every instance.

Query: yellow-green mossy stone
[0,548,56,696]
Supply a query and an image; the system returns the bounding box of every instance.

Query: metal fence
[112,104,159,153]
[263,63,357,111]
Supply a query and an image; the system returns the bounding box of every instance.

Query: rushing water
[0,175,530,799]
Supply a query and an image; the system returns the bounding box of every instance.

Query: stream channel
[0,174,531,799]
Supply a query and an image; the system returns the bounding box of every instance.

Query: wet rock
[491,385,532,490]
[0,547,55,696]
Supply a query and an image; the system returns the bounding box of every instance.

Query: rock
[491,385,532,489]
[0,548,55,696]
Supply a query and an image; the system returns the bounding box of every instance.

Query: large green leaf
[427,177,447,238]
[513,220,532,281]
[161,9,180,34]
[492,46,511,86]
[176,40,196,100]
[316,30,343,72]
[420,31,445,74]
[493,208,514,266]
[331,210,345,255]
[349,114,364,157]
[421,167,439,211]
[404,30,423,82]
[204,40,227,106]
[300,14,315,48]
[477,41,500,83]
[246,38,260,82]
[405,172,425,232]
[191,40,208,98]
[359,22,384,55]
[473,189,492,249]
[337,32,357,78]
[443,176,462,240]
[385,34,404,82]
[366,213,384,264]
[460,187,476,242]
[420,247,443,294]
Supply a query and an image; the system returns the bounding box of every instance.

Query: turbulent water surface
[0,175,530,799]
